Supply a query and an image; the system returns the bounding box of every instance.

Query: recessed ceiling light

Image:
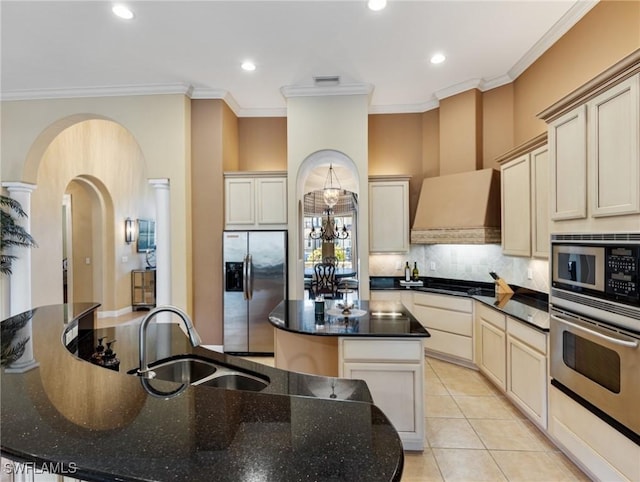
[241,61,256,72]
[367,0,387,11]
[112,4,134,20]
[430,53,446,65]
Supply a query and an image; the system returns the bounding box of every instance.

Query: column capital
[148,178,170,190]
[2,182,37,194]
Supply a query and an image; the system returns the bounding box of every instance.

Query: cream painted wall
[1,94,191,315]
[286,94,370,300]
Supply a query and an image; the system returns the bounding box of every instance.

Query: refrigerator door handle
[245,254,253,300]
[242,255,249,300]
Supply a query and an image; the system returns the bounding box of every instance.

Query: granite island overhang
[269,299,430,451]
[1,304,404,481]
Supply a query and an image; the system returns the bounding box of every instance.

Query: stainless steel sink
[129,355,269,392]
[147,357,218,384]
[195,370,269,391]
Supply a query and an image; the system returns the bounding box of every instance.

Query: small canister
[314,296,325,324]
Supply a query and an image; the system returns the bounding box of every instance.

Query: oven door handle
[551,314,639,348]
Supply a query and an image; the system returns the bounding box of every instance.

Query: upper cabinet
[497,135,549,258]
[225,172,287,230]
[369,176,410,253]
[539,51,640,233]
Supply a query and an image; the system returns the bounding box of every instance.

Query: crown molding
[509,0,599,80]
[280,82,374,99]
[0,83,192,101]
[369,98,440,114]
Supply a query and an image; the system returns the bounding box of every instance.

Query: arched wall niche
[294,149,360,299]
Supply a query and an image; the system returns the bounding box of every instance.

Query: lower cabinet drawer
[341,338,423,362]
[424,329,473,361]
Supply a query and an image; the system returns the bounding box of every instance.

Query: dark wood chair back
[310,262,339,299]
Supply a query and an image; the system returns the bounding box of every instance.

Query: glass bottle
[412,262,419,281]
[404,261,411,281]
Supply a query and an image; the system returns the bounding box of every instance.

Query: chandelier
[323,164,342,208]
[309,210,349,242]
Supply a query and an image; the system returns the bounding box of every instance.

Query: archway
[26,117,153,314]
[63,175,116,311]
[294,150,360,300]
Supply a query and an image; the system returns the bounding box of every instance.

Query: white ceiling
[1,0,598,117]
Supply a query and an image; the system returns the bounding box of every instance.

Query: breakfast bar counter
[269,299,430,451]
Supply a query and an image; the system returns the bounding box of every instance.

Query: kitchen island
[269,299,430,451]
[0,304,404,481]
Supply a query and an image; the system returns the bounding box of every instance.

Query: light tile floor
[402,357,591,482]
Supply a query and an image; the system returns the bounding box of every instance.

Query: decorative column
[2,182,39,373]
[148,178,171,305]
[2,182,37,315]
[148,179,172,331]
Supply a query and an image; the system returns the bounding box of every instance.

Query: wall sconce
[125,218,135,244]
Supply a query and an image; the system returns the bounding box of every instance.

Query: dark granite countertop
[1,304,404,481]
[370,276,550,332]
[269,300,430,337]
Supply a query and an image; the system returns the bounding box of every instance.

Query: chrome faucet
[137,305,202,378]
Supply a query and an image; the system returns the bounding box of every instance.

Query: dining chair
[310,262,340,299]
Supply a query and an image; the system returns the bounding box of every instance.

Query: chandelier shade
[323,164,342,208]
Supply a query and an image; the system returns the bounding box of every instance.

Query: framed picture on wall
[137,219,156,253]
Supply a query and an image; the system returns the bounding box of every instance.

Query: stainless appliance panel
[552,244,604,291]
[550,309,640,439]
[223,231,287,354]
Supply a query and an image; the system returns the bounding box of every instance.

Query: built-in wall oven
[550,233,640,444]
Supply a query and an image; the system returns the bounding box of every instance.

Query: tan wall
[369,113,424,224]
[514,0,640,143]
[67,181,94,303]
[238,117,287,171]
[482,84,514,169]
[439,89,483,175]
[421,109,440,179]
[222,103,240,172]
[191,100,226,344]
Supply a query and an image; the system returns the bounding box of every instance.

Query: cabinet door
[369,181,409,253]
[531,145,550,258]
[225,177,255,225]
[256,177,287,225]
[549,105,587,220]
[501,154,531,257]
[506,334,547,429]
[343,361,423,449]
[478,320,506,390]
[588,74,640,217]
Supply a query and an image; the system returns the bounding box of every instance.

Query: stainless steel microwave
[550,233,640,333]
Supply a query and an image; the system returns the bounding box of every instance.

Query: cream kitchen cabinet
[368,176,410,253]
[498,135,549,258]
[339,338,424,451]
[540,51,640,232]
[474,302,507,389]
[506,317,548,430]
[474,301,549,429]
[370,289,414,313]
[224,172,287,229]
[413,292,474,366]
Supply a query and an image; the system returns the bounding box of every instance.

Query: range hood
[410,168,501,244]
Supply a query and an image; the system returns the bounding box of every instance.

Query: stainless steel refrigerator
[223,230,287,355]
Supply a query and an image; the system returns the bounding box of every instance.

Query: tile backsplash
[369,244,549,293]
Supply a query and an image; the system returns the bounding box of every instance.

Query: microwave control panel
[605,246,639,301]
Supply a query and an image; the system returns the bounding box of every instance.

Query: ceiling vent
[313,76,341,86]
